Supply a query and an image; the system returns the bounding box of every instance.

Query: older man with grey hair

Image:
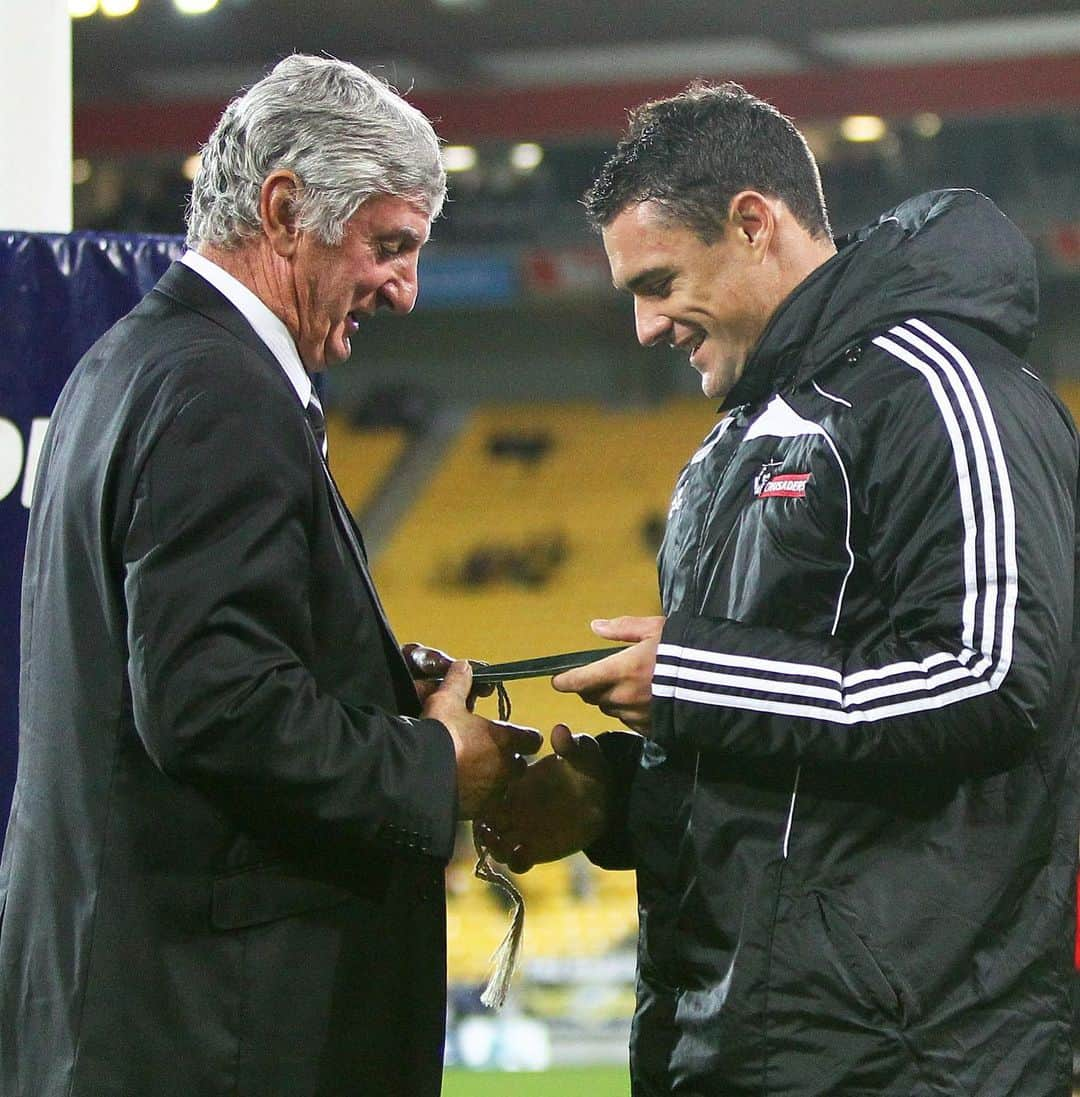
[0,54,540,1097]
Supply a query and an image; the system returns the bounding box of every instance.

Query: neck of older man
[197,240,300,343]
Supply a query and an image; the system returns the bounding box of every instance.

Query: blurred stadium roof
[73,0,1080,152]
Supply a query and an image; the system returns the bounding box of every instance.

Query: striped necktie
[305,391,328,460]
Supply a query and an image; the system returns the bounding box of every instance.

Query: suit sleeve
[123,358,458,863]
[583,730,644,870]
[653,324,1078,775]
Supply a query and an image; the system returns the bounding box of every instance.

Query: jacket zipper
[782,765,801,859]
[689,750,702,835]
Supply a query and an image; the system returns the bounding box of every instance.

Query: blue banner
[418,251,518,307]
[0,231,184,825]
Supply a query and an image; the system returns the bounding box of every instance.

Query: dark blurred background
[72,0,1080,407]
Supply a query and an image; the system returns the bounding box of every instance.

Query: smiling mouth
[671,325,705,352]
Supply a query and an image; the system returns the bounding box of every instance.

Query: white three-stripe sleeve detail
[653,677,1002,723]
[891,324,1000,658]
[655,643,841,681]
[906,318,1018,686]
[873,333,982,650]
[654,318,1016,723]
[654,657,991,706]
[655,644,975,690]
[653,664,842,702]
[844,648,971,685]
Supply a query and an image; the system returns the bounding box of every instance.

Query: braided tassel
[472,679,523,1009]
[473,829,525,1009]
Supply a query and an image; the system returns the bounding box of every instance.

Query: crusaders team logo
[754,461,811,499]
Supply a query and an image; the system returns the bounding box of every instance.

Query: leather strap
[464,646,629,684]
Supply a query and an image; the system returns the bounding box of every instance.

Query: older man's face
[288,193,431,370]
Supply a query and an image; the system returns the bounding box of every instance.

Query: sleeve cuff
[583,730,644,871]
[376,716,459,863]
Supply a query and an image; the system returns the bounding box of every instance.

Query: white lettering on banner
[21,418,49,509]
[0,419,24,502]
[0,417,50,509]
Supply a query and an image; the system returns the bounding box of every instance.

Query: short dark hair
[583,81,831,243]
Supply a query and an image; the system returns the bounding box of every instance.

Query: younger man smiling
[485,83,1080,1096]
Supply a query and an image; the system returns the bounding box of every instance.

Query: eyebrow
[620,266,673,294]
[379,227,427,248]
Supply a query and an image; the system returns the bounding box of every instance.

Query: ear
[728,190,775,254]
[259,171,303,258]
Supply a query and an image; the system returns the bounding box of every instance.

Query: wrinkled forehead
[350,193,434,243]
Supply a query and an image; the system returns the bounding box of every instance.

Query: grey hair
[185,54,446,249]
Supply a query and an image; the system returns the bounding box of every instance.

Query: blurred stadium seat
[324,411,407,515]
[1057,380,1080,426]
[370,399,718,736]
[331,398,717,988]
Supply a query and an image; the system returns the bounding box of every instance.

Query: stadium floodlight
[100,0,139,14]
[912,112,943,139]
[442,145,478,173]
[181,154,203,181]
[173,0,219,13]
[510,143,543,172]
[839,115,888,143]
[69,0,99,16]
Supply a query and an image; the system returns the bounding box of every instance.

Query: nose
[634,297,671,348]
[378,254,420,314]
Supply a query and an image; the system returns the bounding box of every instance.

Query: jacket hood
[725,189,1039,409]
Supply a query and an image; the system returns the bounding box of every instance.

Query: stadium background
[4,0,1080,1090]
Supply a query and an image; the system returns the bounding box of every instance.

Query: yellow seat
[324,412,407,514]
[375,399,719,985]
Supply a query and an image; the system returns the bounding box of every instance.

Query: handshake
[403,614,665,871]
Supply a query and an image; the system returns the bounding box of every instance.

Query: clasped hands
[405,614,664,871]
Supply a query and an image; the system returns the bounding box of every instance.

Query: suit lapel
[319,457,389,631]
[152,261,287,381]
[317,457,421,712]
[156,261,420,712]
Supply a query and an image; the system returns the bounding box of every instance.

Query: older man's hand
[423,661,542,819]
[402,641,495,708]
[476,724,609,873]
[551,615,665,734]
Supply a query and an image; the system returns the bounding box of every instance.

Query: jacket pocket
[812,891,908,1025]
[211,862,355,931]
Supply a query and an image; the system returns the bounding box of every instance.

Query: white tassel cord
[472,827,525,1009]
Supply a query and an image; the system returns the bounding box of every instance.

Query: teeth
[670,330,706,356]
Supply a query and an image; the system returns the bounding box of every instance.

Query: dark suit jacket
[0,262,458,1096]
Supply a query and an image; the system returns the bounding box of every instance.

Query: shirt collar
[180,249,312,407]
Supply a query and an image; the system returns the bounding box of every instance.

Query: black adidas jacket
[591,191,1080,1096]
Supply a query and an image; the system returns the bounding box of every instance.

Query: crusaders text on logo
[754,463,811,499]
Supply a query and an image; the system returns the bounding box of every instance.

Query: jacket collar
[720,248,852,412]
[152,261,292,389]
[721,189,1037,412]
